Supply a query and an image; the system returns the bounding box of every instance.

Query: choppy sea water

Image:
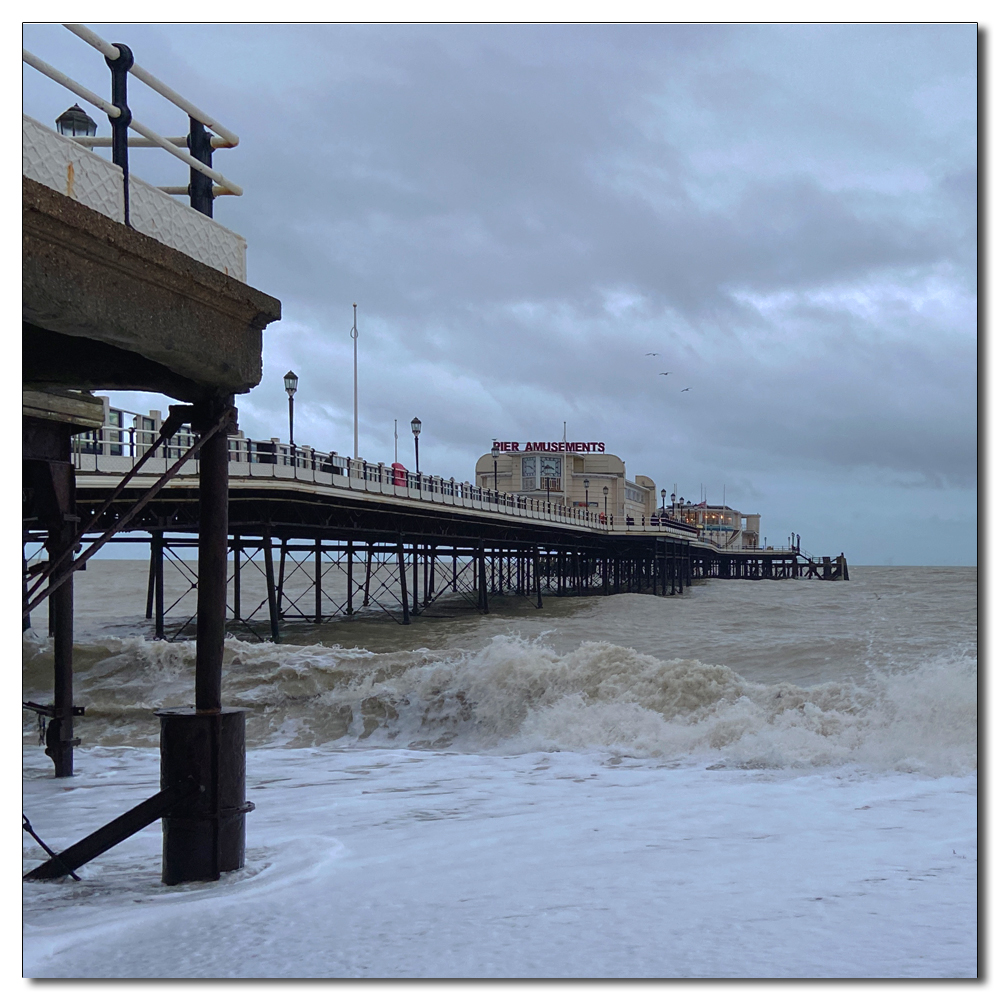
[23,563,978,978]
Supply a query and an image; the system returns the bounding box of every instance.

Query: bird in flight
[659,371,672,376]
[681,387,690,392]
[645,352,659,356]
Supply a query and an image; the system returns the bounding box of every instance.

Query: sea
[22,561,978,979]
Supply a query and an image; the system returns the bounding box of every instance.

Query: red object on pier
[391,462,407,487]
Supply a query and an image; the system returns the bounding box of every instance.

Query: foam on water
[22,631,976,775]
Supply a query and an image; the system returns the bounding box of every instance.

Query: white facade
[475,444,656,523]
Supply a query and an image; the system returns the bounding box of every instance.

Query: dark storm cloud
[21,22,976,561]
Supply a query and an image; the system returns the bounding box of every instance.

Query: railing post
[105,42,134,226]
[188,116,214,217]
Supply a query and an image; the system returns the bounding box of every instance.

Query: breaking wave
[22,633,977,776]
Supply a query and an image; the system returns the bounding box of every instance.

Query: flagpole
[351,304,359,460]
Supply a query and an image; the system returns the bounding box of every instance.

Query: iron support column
[49,520,76,777]
[193,399,232,714]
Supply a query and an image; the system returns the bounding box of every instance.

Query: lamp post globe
[411,417,421,475]
[283,370,298,449]
[491,444,500,493]
[56,104,97,137]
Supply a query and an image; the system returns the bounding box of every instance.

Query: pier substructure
[23,157,280,885]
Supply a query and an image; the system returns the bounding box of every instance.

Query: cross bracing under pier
[24,452,845,643]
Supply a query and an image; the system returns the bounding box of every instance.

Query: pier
[24,433,847,644]
[21,25,846,889]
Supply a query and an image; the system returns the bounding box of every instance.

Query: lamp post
[411,417,421,476]
[603,485,609,521]
[284,370,298,453]
[661,488,666,515]
[491,444,499,493]
[584,478,589,510]
[56,104,97,137]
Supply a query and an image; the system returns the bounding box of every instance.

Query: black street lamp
[491,444,499,493]
[584,478,590,509]
[661,488,666,514]
[284,370,298,451]
[411,417,421,475]
[56,104,97,137]
[603,484,609,521]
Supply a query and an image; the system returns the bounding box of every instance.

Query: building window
[625,486,643,503]
[539,455,562,492]
[521,455,536,491]
[136,415,156,452]
[108,409,124,456]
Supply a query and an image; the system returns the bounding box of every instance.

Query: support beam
[193,398,233,714]
[232,533,241,621]
[397,536,410,625]
[314,539,322,624]
[263,533,279,642]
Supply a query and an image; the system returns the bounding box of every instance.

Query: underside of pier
[23,174,280,885]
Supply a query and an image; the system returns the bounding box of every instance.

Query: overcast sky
[23,22,977,565]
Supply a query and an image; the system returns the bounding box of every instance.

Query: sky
[21,22,978,565]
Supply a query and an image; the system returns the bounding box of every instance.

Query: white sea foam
[23,631,976,775]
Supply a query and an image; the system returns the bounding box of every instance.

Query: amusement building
[475,440,761,549]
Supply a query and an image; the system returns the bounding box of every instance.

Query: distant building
[475,440,656,522]
[669,498,761,550]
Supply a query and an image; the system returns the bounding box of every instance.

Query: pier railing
[72,425,711,540]
[23,23,245,278]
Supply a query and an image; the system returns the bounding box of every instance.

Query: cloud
[21,22,977,562]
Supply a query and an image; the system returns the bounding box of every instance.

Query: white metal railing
[70,425,716,540]
[63,24,239,147]
[23,23,241,200]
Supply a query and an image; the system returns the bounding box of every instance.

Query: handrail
[62,23,239,146]
[125,117,242,196]
[68,425,754,543]
[23,24,242,213]
[22,49,121,120]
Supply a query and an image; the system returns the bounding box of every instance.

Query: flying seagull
[645,352,659,356]
[659,371,672,376]
[681,387,690,392]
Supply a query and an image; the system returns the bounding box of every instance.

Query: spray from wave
[22,633,976,776]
